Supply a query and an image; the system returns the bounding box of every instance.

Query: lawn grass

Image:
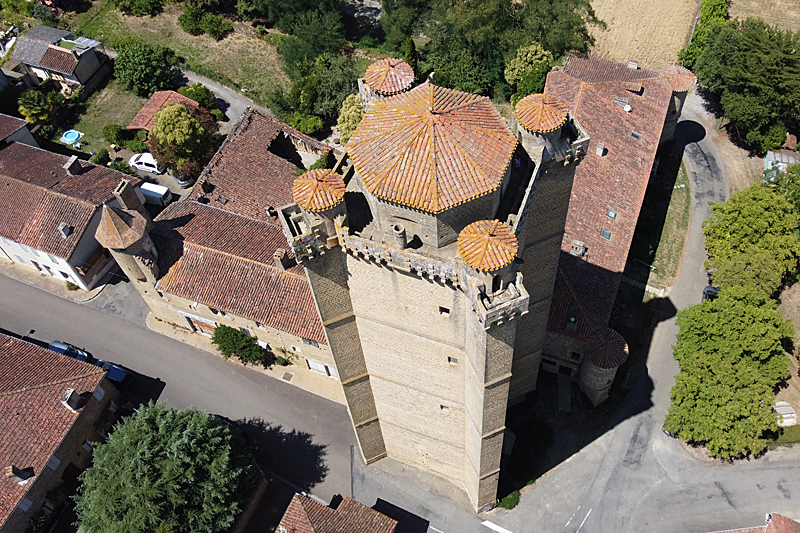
[70,3,288,106]
[649,160,691,287]
[55,79,147,155]
[766,425,800,449]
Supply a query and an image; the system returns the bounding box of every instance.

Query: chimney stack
[596,142,606,157]
[61,387,85,412]
[273,248,289,270]
[113,180,143,212]
[392,224,407,249]
[5,465,33,485]
[627,60,639,70]
[62,155,81,176]
[58,222,73,239]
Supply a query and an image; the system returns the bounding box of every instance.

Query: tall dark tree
[114,41,175,97]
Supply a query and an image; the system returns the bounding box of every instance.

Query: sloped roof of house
[292,169,346,212]
[278,494,397,533]
[152,201,326,344]
[0,114,29,142]
[347,81,517,214]
[363,58,415,95]
[10,37,50,69]
[0,142,140,260]
[457,220,518,272]
[0,334,106,525]
[127,91,200,131]
[545,55,673,329]
[10,27,78,72]
[25,25,73,44]
[39,45,78,75]
[515,93,568,133]
[95,204,148,250]
[195,108,330,225]
[705,514,800,533]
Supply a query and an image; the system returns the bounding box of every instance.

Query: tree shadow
[371,498,430,533]
[235,417,329,494]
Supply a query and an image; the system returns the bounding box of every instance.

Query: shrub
[66,281,79,291]
[36,124,55,141]
[504,42,553,86]
[32,3,54,23]
[211,324,266,366]
[177,82,216,109]
[275,356,288,366]
[91,148,110,165]
[114,41,176,97]
[200,12,233,40]
[285,112,323,135]
[122,139,149,152]
[177,5,205,35]
[337,93,363,145]
[115,0,163,16]
[109,161,137,175]
[102,124,124,144]
[210,108,226,121]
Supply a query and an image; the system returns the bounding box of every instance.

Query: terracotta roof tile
[457,220,517,272]
[515,93,568,133]
[292,169,345,212]
[347,82,517,213]
[583,327,628,369]
[659,65,696,93]
[95,204,148,250]
[196,109,330,224]
[363,58,415,95]
[278,494,397,533]
[545,269,593,340]
[127,91,200,131]
[0,334,106,525]
[545,58,673,328]
[38,45,78,75]
[768,515,800,533]
[152,202,326,344]
[0,114,28,141]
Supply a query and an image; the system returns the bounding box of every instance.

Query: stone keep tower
[94,181,159,293]
[658,65,696,144]
[280,83,588,511]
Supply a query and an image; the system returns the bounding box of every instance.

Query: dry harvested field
[588,0,699,69]
[729,0,800,31]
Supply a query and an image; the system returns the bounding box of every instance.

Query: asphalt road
[489,92,800,533]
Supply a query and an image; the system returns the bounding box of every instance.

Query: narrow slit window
[630,132,643,141]
[448,356,458,366]
[439,306,450,317]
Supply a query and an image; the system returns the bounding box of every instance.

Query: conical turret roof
[583,327,629,369]
[659,65,696,93]
[95,204,148,249]
[515,93,568,133]
[347,81,517,214]
[292,169,346,212]
[457,220,518,272]
[364,58,415,95]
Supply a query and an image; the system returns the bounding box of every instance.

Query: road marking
[481,520,514,533]
[565,505,580,527]
[429,527,445,533]
[576,509,592,532]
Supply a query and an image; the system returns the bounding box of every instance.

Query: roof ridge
[180,241,305,280]
[558,265,597,330]
[0,369,104,397]
[155,200,278,229]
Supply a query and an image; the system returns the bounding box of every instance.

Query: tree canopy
[702,185,800,282]
[17,90,52,123]
[695,18,800,154]
[74,402,254,533]
[337,93,364,145]
[114,41,175,97]
[664,287,793,459]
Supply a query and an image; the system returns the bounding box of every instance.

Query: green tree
[178,83,216,110]
[114,0,163,16]
[710,247,784,298]
[769,162,800,209]
[403,37,418,79]
[277,10,345,81]
[211,324,266,366]
[504,42,553,86]
[178,4,205,35]
[31,3,54,24]
[91,148,111,165]
[702,185,800,282]
[17,90,52,123]
[114,41,175,97]
[337,93,364,145]
[149,103,214,160]
[428,43,491,95]
[381,0,428,50]
[511,61,551,105]
[678,0,728,68]
[664,287,792,459]
[73,402,254,533]
[109,161,137,175]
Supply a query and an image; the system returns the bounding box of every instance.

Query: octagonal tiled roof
[583,327,629,369]
[457,220,518,272]
[659,65,696,93]
[364,58,415,95]
[292,169,346,212]
[515,93,568,133]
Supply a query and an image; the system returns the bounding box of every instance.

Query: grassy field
[588,0,697,68]
[648,161,691,287]
[729,0,800,32]
[68,1,288,105]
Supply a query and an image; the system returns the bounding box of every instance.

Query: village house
[98,109,336,376]
[0,333,119,533]
[5,26,103,89]
[277,494,398,533]
[127,90,201,133]
[0,122,143,290]
[541,55,695,404]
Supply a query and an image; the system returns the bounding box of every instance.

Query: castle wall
[578,359,617,406]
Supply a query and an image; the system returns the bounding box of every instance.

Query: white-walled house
[0,140,141,290]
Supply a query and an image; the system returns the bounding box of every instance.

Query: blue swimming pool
[61,130,82,144]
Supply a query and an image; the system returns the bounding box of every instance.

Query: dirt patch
[729,0,800,32]
[777,283,800,413]
[588,0,698,69]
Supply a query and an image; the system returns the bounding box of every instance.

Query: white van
[140,183,172,206]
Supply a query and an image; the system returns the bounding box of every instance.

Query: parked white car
[128,152,165,174]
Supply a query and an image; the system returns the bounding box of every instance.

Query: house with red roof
[277,494,397,533]
[0,333,119,533]
[538,56,695,404]
[0,139,142,290]
[705,513,800,533]
[97,109,337,378]
[127,90,201,132]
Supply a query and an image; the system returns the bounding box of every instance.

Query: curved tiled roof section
[364,58,415,95]
[292,169,346,212]
[583,327,629,369]
[347,82,517,214]
[515,93,569,133]
[457,220,518,272]
[95,204,147,249]
[659,65,696,93]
